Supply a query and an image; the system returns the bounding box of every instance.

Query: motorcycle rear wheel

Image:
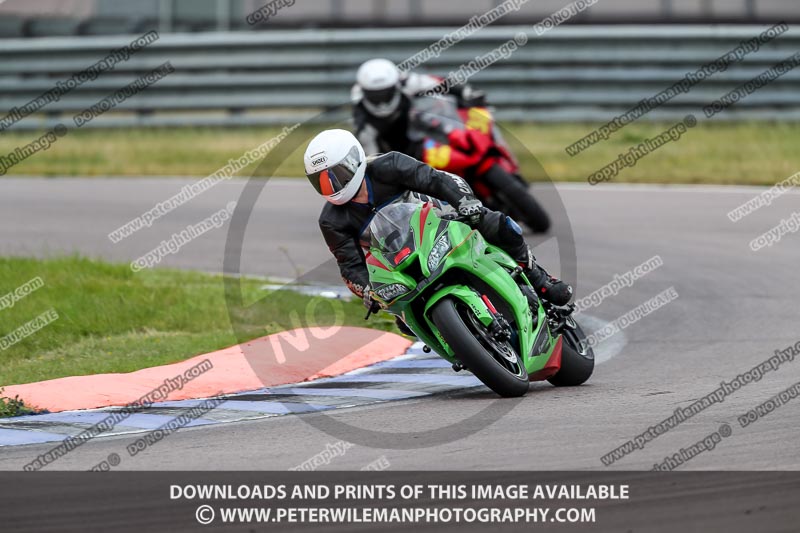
[548,320,594,386]
[483,166,551,233]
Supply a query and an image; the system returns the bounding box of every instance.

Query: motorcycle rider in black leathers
[303,129,572,335]
[351,58,485,157]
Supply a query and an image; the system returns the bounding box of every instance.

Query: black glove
[458,196,484,226]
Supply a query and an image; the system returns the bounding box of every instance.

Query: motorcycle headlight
[374,283,410,302]
[427,233,452,272]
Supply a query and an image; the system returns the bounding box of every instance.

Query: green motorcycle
[365,202,594,397]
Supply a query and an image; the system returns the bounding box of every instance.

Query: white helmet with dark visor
[356,58,402,118]
[303,129,367,205]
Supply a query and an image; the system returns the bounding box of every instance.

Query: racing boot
[519,248,573,306]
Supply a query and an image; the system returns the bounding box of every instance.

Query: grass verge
[0,122,798,185]
[0,256,393,388]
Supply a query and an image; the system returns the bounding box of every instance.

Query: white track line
[10,176,787,196]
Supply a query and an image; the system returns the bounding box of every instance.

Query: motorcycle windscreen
[368,202,419,265]
[407,95,466,142]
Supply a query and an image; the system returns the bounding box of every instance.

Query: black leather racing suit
[353,97,415,156]
[353,74,485,157]
[319,151,529,298]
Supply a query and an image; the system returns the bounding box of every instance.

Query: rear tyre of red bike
[483,166,551,233]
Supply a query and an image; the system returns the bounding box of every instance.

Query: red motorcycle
[408,95,550,233]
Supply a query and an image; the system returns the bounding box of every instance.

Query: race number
[465,108,491,134]
[424,144,452,169]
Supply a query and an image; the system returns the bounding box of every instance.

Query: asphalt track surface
[1,177,799,471]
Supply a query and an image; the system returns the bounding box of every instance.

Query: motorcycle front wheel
[430,297,529,398]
